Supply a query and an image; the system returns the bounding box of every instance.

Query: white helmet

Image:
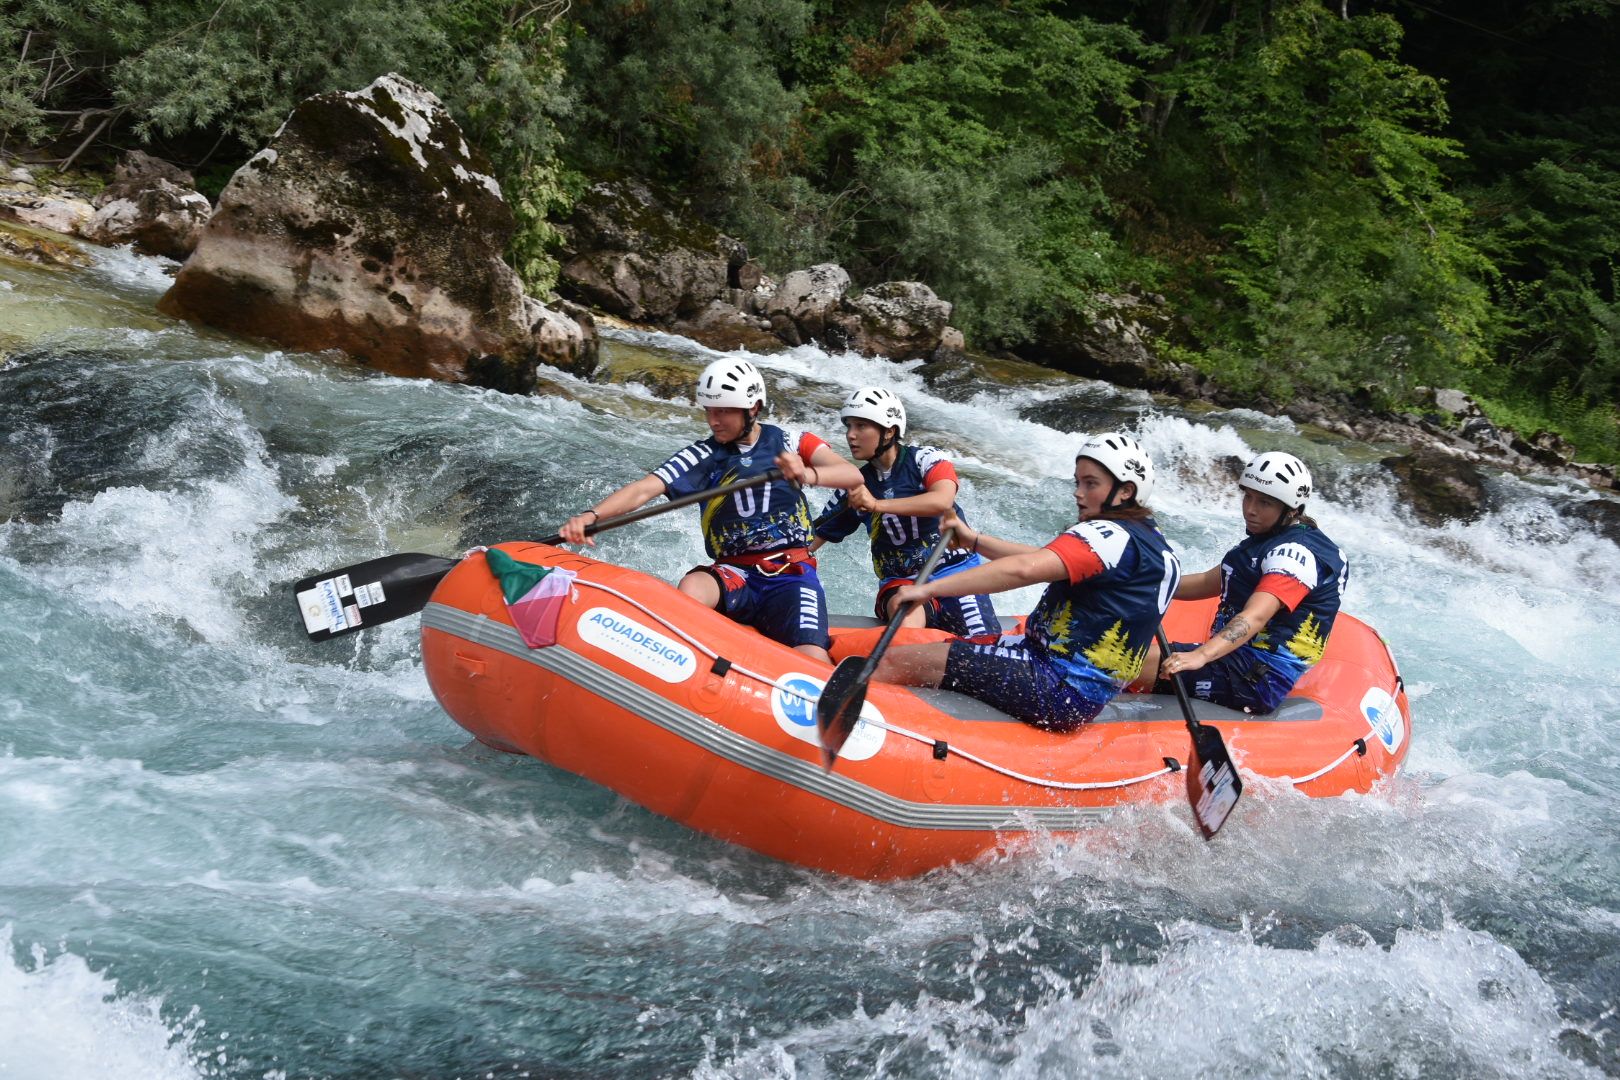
[839,386,907,438]
[1240,451,1312,509]
[1076,432,1155,505]
[695,358,767,411]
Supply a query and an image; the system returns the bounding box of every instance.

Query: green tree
[1145,0,1492,402]
[559,0,809,194]
[797,0,1153,343]
[1,0,575,290]
[433,1,576,294]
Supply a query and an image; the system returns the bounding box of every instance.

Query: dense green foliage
[2,0,1615,458]
[0,0,572,285]
[1150,5,1493,401]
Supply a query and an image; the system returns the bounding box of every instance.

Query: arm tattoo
[1219,616,1252,644]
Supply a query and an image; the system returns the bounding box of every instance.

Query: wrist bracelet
[809,466,819,486]
[971,531,981,554]
[581,509,599,522]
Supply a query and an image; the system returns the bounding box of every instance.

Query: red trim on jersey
[797,431,829,464]
[922,460,959,488]
[1046,534,1105,584]
[1256,572,1309,611]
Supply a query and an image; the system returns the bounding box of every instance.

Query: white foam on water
[994,918,1598,1079]
[6,315,1619,1076]
[35,475,289,642]
[690,919,1599,1080]
[0,925,207,1080]
[85,243,180,296]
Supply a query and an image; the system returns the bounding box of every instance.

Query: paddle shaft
[1154,624,1202,729]
[1154,623,1242,839]
[815,527,956,769]
[295,468,783,640]
[855,526,958,684]
[536,468,783,546]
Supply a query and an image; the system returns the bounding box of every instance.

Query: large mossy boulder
[762,263,851,346]
[1381,448,1492,525]
[558,180,744,323]
[159,73,595,391]
[828,281,953,360]
[1012,293,1199,396]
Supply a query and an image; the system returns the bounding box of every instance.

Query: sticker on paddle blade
[773,673,884,761]
[297,578,348,635]
[1188,724,1242,839]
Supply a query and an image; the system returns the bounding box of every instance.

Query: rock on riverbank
[157,73,595,391]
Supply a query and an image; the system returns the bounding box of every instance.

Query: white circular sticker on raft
[577,607,697,684]
[1360,686,1403,752]
[771,673,886,761]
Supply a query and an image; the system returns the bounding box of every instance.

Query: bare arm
[941,510,1042,560]
[1161,590,1284,676]
[895,547,1068,606]
[1175,566,1223,600]
[776,444,864,490]
[558,473,668,545]
[868,478,957,519]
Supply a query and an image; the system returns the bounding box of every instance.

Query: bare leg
[678,571,721,608]
[682,571,829,663]
[883,590,929,629]
[871,642,951,688]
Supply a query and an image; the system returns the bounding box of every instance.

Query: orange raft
[422,542,1412,879]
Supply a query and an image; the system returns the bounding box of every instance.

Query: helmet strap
[726,404,761,448]
[875,428,901,463]
[1257,505,1302,538]
[1102,477,1137,510]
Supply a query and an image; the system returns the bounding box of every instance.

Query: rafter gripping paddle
[292,469,783,640]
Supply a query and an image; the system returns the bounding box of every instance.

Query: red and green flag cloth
[483,548,578,647]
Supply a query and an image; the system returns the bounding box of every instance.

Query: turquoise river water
[1,246,1618,1078]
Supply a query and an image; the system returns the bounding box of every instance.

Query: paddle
[1155,625,1242,839]
[816,527,957,770]
[292,468,784,642]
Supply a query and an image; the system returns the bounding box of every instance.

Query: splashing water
[1,248,1617,1077]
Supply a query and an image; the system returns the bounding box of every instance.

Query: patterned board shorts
[1157,641,1297,714]
[941,635,1111,732]
[699,562,831,650]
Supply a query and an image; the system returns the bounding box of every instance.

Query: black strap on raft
[1163,756,1182,773]
[933,740,949,761]
[710,656,732,677]
[1353,738,1367,756]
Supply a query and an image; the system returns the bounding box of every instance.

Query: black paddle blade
[292,552,459,641]
[816,655,871,770]
[1186,721,1243,839]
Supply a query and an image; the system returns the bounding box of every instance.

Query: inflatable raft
[422,542,1411,878]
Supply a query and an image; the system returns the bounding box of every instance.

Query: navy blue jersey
[1026,516,1181,699]
[813,445,975,581]
[654,424,826,560]
[1215,524,1348,682]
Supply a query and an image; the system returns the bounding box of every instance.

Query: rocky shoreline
[3,74,1616,539]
